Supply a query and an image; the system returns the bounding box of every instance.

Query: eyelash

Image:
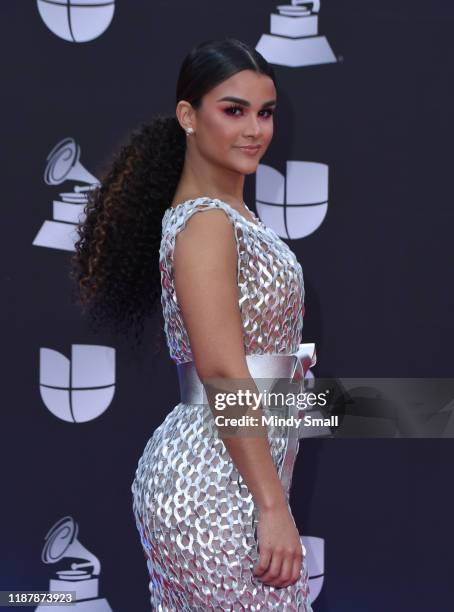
[224,105,275,118]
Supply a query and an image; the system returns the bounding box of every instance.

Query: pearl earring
[185,127,194,135]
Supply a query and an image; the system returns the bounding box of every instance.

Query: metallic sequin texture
[131,197,312,610]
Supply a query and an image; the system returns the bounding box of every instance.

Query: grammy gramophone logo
[33,137,99,252]
[37,0,115,43]
[256,0,337,67]
[36,516,112,610]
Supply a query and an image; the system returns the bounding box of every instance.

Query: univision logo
[36,0,115,42]
[303,535,325,605]
[39,344,115,423]
[256,0,337,67]
[255,161,329,239]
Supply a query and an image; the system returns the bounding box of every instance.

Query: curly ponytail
[69,37,276,352]
[69,116,185,350]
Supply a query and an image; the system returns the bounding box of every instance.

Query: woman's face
[188,69,277,175]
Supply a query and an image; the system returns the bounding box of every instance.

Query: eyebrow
[216,96,277,108]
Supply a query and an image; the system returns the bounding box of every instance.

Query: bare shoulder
[176,205,235,244]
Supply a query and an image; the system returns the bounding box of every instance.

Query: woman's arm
[173,208,303,588]
[173,208,288,512]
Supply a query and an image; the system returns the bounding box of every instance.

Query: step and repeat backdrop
[2,1,453,610]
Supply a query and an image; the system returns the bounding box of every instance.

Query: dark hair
[69,37,277,352]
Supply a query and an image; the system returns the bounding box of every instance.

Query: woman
[71,37,312,610]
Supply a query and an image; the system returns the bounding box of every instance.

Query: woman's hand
[253,504,304,588]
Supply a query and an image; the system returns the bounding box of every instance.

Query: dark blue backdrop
[2,1,453,610]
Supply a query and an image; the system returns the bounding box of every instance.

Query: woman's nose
[244,115,262,137]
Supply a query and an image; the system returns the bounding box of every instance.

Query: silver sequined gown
[131,197,312,611]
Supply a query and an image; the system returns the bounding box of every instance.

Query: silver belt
[176,343,317,493]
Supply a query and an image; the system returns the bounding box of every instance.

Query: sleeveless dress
[131,197,312,611]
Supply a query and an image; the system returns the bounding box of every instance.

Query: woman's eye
[224,105,243,116]
[224,106,275,118]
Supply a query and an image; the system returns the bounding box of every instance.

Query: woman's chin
[229,159,261,175]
